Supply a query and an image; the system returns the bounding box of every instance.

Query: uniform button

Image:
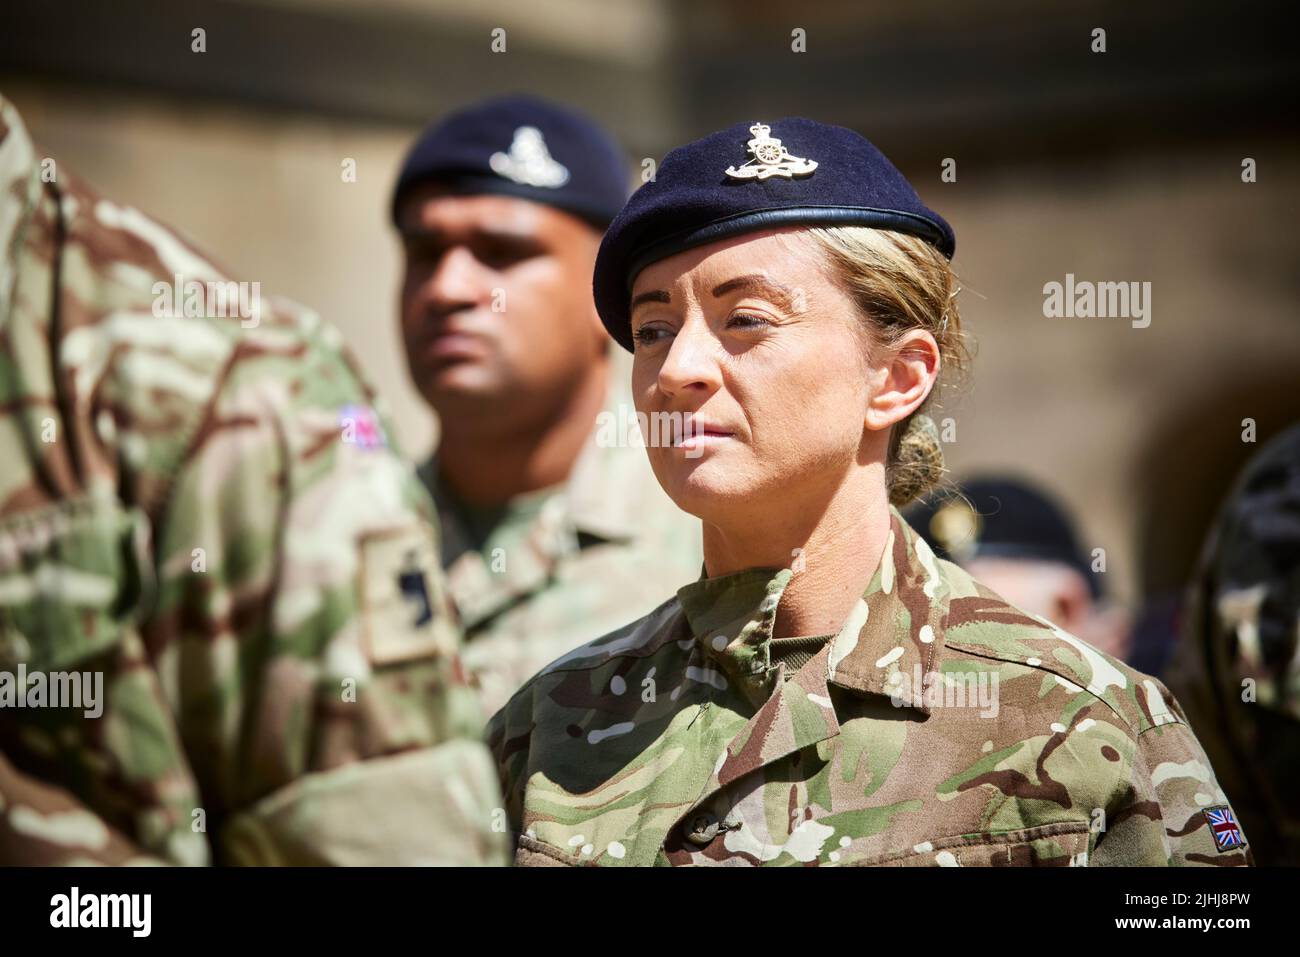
[685,811,720,845]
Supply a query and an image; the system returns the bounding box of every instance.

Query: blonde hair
[804,226,970,505]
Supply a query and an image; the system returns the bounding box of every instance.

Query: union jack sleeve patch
[1203,805,1246,852]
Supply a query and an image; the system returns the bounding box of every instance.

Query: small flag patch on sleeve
[1203,805,1246,852]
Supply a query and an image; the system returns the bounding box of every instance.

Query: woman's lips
[674,427,735,452]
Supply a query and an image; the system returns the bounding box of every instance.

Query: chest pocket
[854,821,1093,867]
[0,493,152,673]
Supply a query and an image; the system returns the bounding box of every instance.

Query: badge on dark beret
[489,126,569,189]
[930,499,983,563]
[724,123,817,180]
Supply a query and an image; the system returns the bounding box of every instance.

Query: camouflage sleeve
[0,94,507,864]
[0,98,192,865]
[1092,679,1253,866]
[0,752,166,865]
[150,316,509,865]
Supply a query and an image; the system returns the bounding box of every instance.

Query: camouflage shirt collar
[824,508,949,714]
[675,508,947,715]
[676,566,792,706]
[426,348,644,552]
[423,458,569,631]
[423,353,646,631]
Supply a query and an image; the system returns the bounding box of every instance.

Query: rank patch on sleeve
[358,524,452,665]
[1203,805,1246,852]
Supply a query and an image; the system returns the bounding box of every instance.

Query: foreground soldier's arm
[0,96,508,865]
[153,308,507,866]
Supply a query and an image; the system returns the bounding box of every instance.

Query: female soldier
[486,118,1249,867]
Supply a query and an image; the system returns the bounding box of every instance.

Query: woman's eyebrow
[630,289,671,310]
[711,275,799,311]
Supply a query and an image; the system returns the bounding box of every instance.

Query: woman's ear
[865,329,940,433]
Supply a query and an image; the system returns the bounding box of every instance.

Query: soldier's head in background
[905,476,1133,661]
[1163,422,1300,864]
[1189,423,1300,716]
[391,96,627,463]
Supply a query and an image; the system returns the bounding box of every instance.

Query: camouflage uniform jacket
[0,98,507,865]
[488,508,1252,866]
[423,352,703,717]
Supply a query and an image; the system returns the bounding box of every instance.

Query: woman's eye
[727,312,770,330]
[632,326,671,346]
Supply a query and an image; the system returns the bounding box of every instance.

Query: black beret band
[395,171,623,231]
[625,204,953,293]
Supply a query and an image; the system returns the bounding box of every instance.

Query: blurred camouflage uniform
[489,508,1251,866]
[423,349,703,717]
[1165,424,1300,866]
[0,97,508,865]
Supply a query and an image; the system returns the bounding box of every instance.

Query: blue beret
[593,117,955,352]
[391,94,629,229]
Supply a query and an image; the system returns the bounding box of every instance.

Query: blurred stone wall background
[3,0,1297,611]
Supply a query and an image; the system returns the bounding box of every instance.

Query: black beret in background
[593,117,955,352]
[904,476,1102,599]
[391,93,629,229]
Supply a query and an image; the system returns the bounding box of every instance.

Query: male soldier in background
[392,95,702,715]
[906,476,1133,662]
[1165,424,1300,866]
[0,96,507,865]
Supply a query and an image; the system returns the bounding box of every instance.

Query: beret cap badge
[724,122,817,180]
[930,499,982,563]
[489,125,570,189]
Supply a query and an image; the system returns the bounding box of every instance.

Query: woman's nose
[657,317,722,398]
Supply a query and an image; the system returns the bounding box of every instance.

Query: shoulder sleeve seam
[1135,716,1186,737]
[944,638,1145,734]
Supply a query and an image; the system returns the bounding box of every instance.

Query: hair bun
[888,413,945,507]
